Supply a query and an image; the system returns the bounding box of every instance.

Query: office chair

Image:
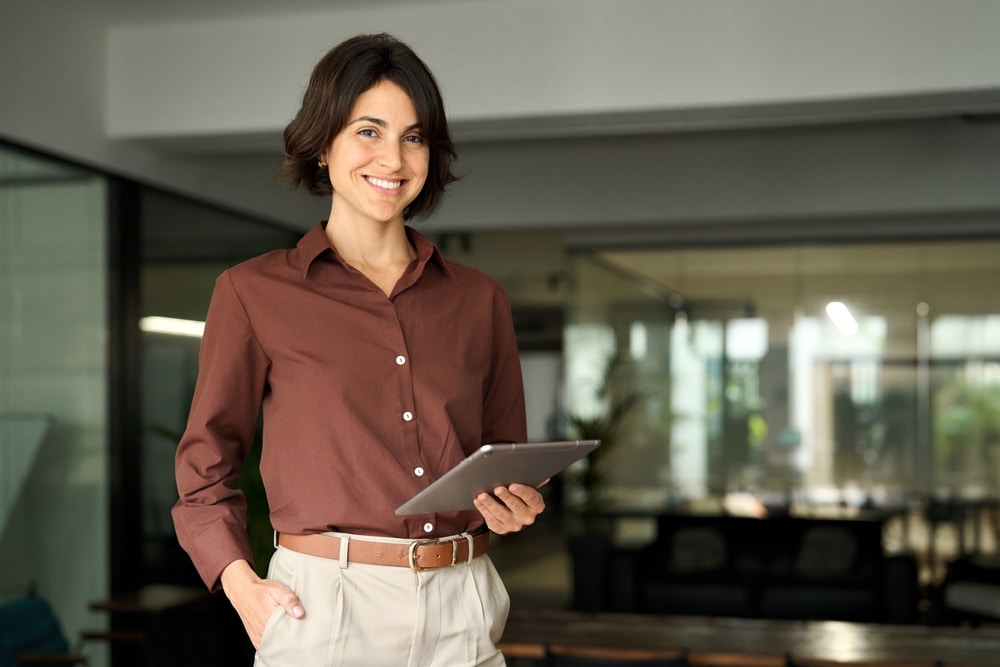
[546,645,689,667]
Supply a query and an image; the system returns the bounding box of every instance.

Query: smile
[366,176,403,190]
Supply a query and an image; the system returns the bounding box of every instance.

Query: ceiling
[595,238,1000,327]
[43,0,426,24]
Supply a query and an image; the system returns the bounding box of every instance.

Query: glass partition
[930,316,1000,494]
[0,143,110,664]
[564,240,1000,526]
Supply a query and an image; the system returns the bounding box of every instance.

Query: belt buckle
[408,537,460,571]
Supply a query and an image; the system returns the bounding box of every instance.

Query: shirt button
[395,355,406,365]
[423,522,433,533]
[414,467,425,477]
[402,411,414,422]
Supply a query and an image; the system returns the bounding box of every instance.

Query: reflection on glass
[565,241,1000,515]
[0,143,109,654]
[930,315,1000,495]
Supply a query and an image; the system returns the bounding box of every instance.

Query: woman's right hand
[220,559,304,649]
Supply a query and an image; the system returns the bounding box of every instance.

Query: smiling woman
[279,33,457,220]
[170,33,543,667]
[321,80,430,250]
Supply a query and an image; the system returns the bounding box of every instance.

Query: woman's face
[322,79,429,225]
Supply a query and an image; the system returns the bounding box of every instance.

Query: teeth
[367,176,402,190]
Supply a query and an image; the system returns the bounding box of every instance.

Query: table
[88,584,209,615]
[87,584,216,667]
[499,609,1000,667]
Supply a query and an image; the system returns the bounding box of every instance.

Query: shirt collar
[293,221,454,280]
[405,225,454,280]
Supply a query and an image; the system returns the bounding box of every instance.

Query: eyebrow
[350,116,422,133]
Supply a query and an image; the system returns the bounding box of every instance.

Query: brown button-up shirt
[172,222,527,590]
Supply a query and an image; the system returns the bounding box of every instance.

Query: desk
[499,609,1000,667]
[88,584,209,615]
[87,585,239,667]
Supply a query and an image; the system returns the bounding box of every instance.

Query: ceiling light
[825,301,858,336]
[139,316,205,338]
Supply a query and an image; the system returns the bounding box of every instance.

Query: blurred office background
[4,1,1000,665]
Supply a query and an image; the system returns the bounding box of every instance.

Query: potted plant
[563,349,646,611]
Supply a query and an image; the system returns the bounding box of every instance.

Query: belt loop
[338,534,350,569]
[463,533,475,566]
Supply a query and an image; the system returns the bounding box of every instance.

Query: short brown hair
[280,33,458,220]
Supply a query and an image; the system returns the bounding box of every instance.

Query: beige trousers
[254,533,509,667]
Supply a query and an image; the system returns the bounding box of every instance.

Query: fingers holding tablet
[474,483,546,534]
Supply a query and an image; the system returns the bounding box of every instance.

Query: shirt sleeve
[171,271,270,591]
[481,287,528,445]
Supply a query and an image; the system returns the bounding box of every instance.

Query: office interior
[4,2,1000,665]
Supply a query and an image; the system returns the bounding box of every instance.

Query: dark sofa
[624,513,919,623]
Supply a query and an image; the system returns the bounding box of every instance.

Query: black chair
[0,596,87,667]
[924,497,970,577]
[546,645,688,667]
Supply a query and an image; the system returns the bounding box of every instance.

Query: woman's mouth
[366,176,403,190]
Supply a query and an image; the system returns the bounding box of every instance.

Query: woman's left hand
[474,483,546,534]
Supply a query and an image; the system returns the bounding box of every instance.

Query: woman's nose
[378,142,402,170]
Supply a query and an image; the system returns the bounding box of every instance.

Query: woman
[172,33,544,666]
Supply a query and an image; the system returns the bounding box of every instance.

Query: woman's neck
[324,211,414,267]
[324,213,416,296]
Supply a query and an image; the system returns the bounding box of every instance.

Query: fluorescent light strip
[825,301,858,336]
[140,316,205,338]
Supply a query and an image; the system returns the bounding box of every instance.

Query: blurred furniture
[785,658,944,667]
[924,497,970,577]
[628,513,919,623]
[86,584,246,667]
[0,595,87,667]
[936,554,1000,625]
[924,496,999,578]
[87,583,208,618]
[500,609,998,666]
[943,579,1000,622]
[546,645,688,666]
[633,515,760,618]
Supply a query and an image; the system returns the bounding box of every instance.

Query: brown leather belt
[277,532,489,571]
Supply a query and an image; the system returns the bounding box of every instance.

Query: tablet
[394,439,601,515]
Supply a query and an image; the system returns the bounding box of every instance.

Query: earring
[318,158,327,168]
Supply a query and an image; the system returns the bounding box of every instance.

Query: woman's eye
[404,134,425,145]
[358,128,378,138]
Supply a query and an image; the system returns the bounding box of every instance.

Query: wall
[103,1,1000,140]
